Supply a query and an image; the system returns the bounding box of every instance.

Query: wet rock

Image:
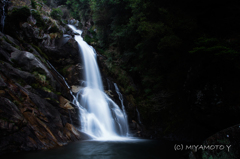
[0,62,35,84]
[6,35,20,46]
[0,66,82,154]
[21,22,42,43]
[42,37,80,68]
[58,34,72,46]
[0,48,11,62]
[68,19,79,27]
[11,50,46,73]
[104,90,114,97]
[0,97,24,125]
[71,85,83,93]
[59,102,80,128]
[23,112,62,148]
[0,75,7,89]
[10,50,56,89]
[58,38,79,60]
[27,15,37,25]
[0,38,19,53]
[63,64,84,86]
[42,33,51,46]
[65,123,80,139]
[59,96,74,110]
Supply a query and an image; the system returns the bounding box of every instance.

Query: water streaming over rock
[114,83,129,133]
[136,108,142,125]
[68,25,129,139]
[0,0,7,32]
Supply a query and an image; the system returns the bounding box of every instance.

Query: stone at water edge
[59,96,74,110]
[71,85,83,93]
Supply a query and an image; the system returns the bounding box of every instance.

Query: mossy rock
[30,43,48,60]
[4,6,31,36]
[31,9,45,28]
[50,8,63,21]
[32,71,47,84]
[48,24,61,33]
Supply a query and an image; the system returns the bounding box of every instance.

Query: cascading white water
[114,83,129,133]
[68,25,129,139]
[136,108,142,125]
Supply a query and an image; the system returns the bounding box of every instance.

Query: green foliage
[189,37,239,60]
[33,71,47,84]
[4,6,31,37]
[43,0,67,6]
[83,26,98,44]
[2,37,20,49]
[83,35,92,44]
[31,10,45,27]
[50,8,63,21]
[30,44,49,60]
[42,87,52,92]
[8,6,31,25]
[31,0,37,9]
[59,6,71,19]
[66,0,90,19]
[48,24,60,33]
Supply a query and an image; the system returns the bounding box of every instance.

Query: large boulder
[0,62,35,84]
[10,50,57,88]
[11,50,49,74]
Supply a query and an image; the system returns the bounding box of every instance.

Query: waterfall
[114,83,129,134]
[136,108,142,125]
[68,25,129,139]
[0,0,7,32]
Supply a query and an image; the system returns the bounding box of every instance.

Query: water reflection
[1,139,184,159]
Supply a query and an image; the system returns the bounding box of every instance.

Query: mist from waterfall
[68,25,129,140]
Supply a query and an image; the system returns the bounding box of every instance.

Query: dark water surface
[1,138,187,159]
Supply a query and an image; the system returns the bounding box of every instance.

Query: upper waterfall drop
[68,25,129,139]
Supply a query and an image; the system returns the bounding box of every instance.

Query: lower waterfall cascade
[68,25,129,140]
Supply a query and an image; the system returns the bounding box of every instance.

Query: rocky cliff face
[0,2,88,155]
[0,31,86,154]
